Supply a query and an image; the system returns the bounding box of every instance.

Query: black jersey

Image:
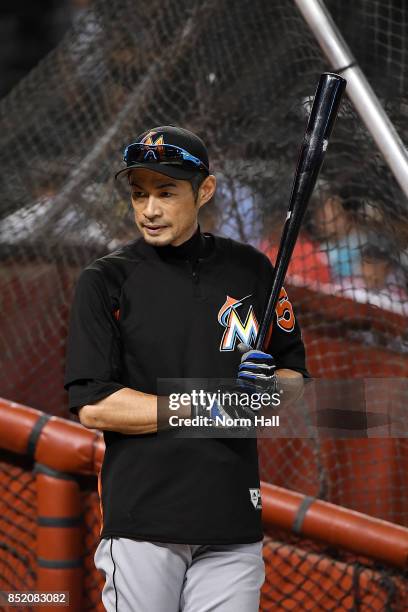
[64,229,308,544]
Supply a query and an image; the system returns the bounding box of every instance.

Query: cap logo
[141,132,164,146]
[139,132,165,161]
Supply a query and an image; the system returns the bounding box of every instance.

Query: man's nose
[143,196,162,218]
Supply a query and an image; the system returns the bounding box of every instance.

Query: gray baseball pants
[94,536,265,611]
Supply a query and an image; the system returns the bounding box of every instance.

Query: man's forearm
[80,387,192,434]
[79,387,162,434]
[275,368,304,406]
[78,369,303,433]
[276,368,303,379]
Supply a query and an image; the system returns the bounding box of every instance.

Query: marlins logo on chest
[218,295,258,352]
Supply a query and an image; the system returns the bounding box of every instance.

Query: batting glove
[208,393,257,432]
[237,343,277,393]
[209,394,255,422]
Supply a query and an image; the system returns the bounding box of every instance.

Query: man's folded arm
[74,382,159,434]
[69,379,191,435]
[63,269,160,434]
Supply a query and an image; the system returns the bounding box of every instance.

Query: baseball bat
[255,72,347,350]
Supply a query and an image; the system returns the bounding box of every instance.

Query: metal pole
[294,0,408,200]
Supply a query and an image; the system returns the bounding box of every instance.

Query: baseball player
[64,125,309,611]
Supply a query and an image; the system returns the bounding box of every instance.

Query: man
[64,125,308,611]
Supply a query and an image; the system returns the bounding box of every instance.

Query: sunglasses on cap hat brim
[115,142,210,180]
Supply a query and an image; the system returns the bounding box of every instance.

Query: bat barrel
[255,73,346,350]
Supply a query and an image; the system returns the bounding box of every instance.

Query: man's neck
[159,226,202,262]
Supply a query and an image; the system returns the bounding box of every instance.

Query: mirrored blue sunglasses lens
[124,143,202,169]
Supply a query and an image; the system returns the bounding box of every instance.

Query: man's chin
[141,228,173,246]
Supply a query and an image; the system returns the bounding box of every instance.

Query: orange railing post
[35,464,82,612]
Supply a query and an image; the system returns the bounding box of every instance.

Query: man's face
[315,196,350,239]
[128,167,215,246]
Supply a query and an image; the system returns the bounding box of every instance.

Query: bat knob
[237,342,252,355]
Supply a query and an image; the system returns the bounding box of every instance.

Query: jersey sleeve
[64,268,125,414]
[264,286,310,377]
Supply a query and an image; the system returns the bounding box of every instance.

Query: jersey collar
[137,225,215,263]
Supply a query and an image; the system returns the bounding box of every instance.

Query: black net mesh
[262,530,408,610]
[0,0,407,608]
[0,456,36,594]
[0,455,104,611]
[0,455,36,612]
[81,483,104,611]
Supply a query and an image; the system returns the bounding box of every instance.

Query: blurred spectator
[311,187,407,300]
[260,182,408,306]
[358,245,407,298]
[361,246,391,291]
[312,193,368,280]
[261,230,331,285]
[261,189,332,285]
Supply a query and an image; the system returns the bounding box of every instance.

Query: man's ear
[197,175,216,210]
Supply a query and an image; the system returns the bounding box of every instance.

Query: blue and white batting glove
[237,343,277,393]
[209,396,256,428]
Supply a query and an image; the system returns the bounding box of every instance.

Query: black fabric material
[64,230,309,544]
[68,380,125,416]
[157,224,203,261]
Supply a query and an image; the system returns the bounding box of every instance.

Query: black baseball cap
[115,125,210,181]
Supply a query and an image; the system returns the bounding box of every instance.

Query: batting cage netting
[0,0,407,609]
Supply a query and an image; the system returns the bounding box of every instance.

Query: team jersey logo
[218,295,259,352]
[275,287,295,332]
[217,287,295,351]
[249,488,262,509]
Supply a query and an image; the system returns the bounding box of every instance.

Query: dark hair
[362,244,390,263]
[189,170,209,202]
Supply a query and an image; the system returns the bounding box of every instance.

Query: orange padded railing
[261,482,408,569]
[0,397,407,610]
